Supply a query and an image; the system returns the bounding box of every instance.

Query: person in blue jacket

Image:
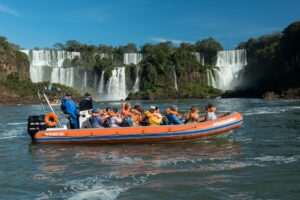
[166,106,184,125]
[61,93,79,129]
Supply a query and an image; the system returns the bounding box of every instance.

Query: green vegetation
[1,20,300,102]
[129,40,223,99]
[54,38,223,99]
[0,74,81,104]
[0,36,29,81]
[231,20,300,98]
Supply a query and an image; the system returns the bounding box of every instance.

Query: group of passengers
[60,92,217,129]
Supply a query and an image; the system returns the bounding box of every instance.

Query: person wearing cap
[60,93,71,114]
[61,93,79,129]
[144,106,162,126]
[79,92,93,111]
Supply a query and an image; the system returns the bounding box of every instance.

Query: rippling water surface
[0,99,299,200]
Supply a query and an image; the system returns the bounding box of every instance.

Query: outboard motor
[27,115,47,140]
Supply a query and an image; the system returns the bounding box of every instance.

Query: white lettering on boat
[213,118,236,127]
[44,132,65,137]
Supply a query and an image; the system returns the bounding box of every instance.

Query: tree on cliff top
[195,37,223,66]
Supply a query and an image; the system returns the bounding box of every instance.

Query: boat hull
[33,112,243,144]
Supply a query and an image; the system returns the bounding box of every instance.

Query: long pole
[43,92,62,127]
[37,91,46,114]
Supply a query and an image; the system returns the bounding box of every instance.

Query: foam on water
[0,136,19,140]
[7,122,27,125]
[68,184,125,200]
[74,152,142,165]
[252,155,300,164]
[243,105,300,116]
[0,128,25,140]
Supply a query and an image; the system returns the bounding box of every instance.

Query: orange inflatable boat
[27,112,243,144]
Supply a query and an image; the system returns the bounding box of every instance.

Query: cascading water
[95,53,113,59]
[20,50,80,87]
[123,53,142,65]
[214,49,247,91]
[98,71,105,94]
[123,53,143,93]
[206,69,217,88]
[173,66,178,91]
[192,52,205,66]
[132,66,140,93]
[106,67,127,100]
[83,71,87,89]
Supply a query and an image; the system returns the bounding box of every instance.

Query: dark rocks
[262,91,280,100]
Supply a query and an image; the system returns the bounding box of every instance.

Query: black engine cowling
[27,115,46,140]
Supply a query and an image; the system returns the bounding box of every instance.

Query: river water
[0,99,299,200]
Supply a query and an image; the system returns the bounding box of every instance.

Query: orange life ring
[45,112,59,127]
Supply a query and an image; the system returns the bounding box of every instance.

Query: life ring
[45,112,59,127]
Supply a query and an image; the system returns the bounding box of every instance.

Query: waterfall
[106,67,127,100]
[173,66,178,91]
[206,69,217,88]
[95,53,113,59]
[132,65,140,93]
[83,70,87,89]
[20,50,80,86]
[192,52,205,65]
[123,53,142,65]
[93,73,98,88]
[214,49,247,91]
[98,71,105,94]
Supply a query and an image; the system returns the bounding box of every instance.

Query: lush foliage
[233,20,300,97]
[0,36,29,81]
[1,74,81,99]
[195,37,224,66]
[129,40,222,99]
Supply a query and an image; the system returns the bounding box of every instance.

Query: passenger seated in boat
[119,103,133,126]
[121,103,132,118]
[205,103,217,121]
[155,106,169,125]
[144,106,163,126]
[109,108,122,127]
[186,106,201,123]
[132,106,144,126]
[166,106,184,125]
[91,109,104,128]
